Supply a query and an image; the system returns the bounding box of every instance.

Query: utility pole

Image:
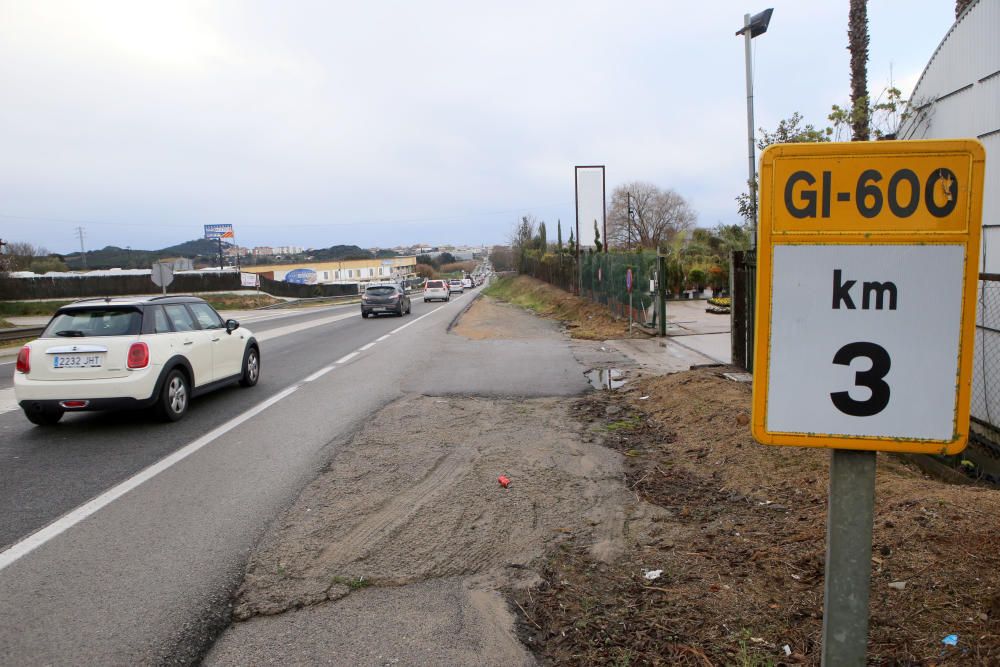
[76,226,87,269]
[626,192,633,251]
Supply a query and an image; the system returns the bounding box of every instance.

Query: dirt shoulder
[206,293,659,666]
[516,369,1000,665]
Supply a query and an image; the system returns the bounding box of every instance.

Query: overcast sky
[0,0,956,254]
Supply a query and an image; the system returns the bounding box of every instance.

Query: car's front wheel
[156,369,189,422]
[240,346,260,387]
[24,406,63,426]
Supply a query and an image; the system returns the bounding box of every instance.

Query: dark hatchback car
[361,284,411,318]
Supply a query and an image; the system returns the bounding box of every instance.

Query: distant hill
[59,240,402,271]
[61,239,232,270]
[311,245,375,261]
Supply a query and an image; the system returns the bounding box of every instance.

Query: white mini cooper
[14,296,260,425]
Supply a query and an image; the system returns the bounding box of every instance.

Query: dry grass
[517,369,1000,665]
[484,275,636,340]
[202,293,281,310]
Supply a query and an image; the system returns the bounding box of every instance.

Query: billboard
[204,224,235,240]
[575,166,605,249]
[284,268,317,285]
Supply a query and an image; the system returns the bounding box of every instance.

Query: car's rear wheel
[240,346,260,387]
[24,406,63,426]
[156,369,189,422]
[406,302,411,314]
[361,311,369,319]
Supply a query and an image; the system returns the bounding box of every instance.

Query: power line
[0,203,567,230]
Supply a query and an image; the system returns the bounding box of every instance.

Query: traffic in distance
[10,266,492,427]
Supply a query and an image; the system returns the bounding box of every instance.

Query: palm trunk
[848,0,870,141]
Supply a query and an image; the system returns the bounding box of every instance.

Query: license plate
[53,354,103,369]
[373,307,386,311]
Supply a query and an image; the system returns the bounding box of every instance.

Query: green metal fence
[577,251,659,323]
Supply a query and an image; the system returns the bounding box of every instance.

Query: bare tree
[510,215,539,272]
[607,182,697,250]
[2,241,50,271]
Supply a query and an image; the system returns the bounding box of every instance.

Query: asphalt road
[0,289,478,665]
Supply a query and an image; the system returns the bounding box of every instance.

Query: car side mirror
[226,319,240,334]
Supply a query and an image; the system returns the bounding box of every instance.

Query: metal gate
[731,250,756,372]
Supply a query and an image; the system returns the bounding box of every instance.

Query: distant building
[244,256,418,285]
[253,246,274,257]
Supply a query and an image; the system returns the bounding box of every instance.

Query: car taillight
[127,342,149,369]
[15,346,29,374]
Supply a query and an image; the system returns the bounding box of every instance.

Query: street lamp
[735,7,773,249]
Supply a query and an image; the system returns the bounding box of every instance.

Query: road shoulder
[205,292,665,665]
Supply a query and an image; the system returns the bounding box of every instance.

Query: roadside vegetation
[0,300,76,317]
[484,275,636,340]
[0,293,281,319]
[516,369,1000,665]
[414,252,476,280]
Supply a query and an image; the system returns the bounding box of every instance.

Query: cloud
[0,0,959,252]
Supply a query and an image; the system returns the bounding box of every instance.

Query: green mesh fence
[578,251,659,323]
[520,251,660,324]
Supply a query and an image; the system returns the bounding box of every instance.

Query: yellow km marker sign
[751,139,985,454]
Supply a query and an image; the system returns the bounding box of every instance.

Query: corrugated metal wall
[899,0,1000,439]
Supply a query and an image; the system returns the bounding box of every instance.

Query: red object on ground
[498,475,511,488]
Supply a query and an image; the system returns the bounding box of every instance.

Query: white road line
[0,387,18,415]
[375,335,390,342]
[358,342,375,351]
[256,312,355,342]
[0,289,477,569]
[0,383,301,572]
[302,365,336,383]
[389,302,451,335]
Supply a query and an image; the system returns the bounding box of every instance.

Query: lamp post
[735,8,773,249]
[626,191,633,251]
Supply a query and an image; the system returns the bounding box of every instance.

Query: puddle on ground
[586,368,626,391]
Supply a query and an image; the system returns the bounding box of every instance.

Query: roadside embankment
[517,368,1000,665]
[484,275,638,340]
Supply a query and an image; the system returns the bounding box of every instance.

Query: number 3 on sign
[831,342,890,417]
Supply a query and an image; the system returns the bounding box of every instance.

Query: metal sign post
[822,448,876,666]
[150,262,174,295]
[751,140,985,664]
[626,267,634,333]
[656,255,667,337]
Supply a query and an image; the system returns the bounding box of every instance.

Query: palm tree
[848,0,869,141]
